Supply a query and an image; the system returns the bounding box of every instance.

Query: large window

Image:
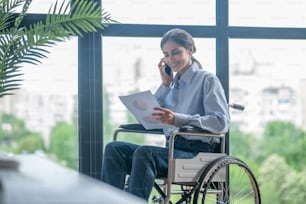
[102,37,215,145]
[0,39,79,170]
[5,1,306,202]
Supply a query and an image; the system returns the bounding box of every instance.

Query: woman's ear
[188,47,194,54]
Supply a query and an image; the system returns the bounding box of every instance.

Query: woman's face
[162,40,193,75]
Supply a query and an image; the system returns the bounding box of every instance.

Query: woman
[101,28,230,201]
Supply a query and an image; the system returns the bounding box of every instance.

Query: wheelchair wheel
[193,156,261,204]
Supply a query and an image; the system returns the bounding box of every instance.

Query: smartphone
[165,64,172,76]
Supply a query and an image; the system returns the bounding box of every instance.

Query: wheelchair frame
[112,109,261,204]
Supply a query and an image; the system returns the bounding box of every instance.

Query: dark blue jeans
[101,137,215,201]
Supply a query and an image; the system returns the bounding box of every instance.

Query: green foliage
[229,123,259,159]
[0,0,114,97]
[259,154,292,191]
[258,154,306,204]
[229,123,261,178]
[0,113,45,153]
[230,121,306,203]
[15,133,45,153]
[0,113,28,142]
[281,170,306,204]
[259,154,288,204]
[260,120,306,171]
[49,121,78,169]
[258,182,279,204]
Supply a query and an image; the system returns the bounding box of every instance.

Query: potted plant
[0,0,114,98]
[0,0,114,168]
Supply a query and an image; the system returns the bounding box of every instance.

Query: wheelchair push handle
[229,103,245,111]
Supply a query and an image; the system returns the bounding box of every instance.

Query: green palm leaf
[0,0,114,97]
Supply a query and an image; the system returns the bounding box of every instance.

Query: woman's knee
[133,145,150,156]
[104,141,139,160]
[131,146,168,177]
[133,145,163,161]
[104,141,126,155]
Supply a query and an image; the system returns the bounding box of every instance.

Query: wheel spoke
[193,156,261,204]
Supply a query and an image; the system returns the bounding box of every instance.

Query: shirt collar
[177,62,200,84]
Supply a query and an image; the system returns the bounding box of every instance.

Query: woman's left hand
[152,107,175,125]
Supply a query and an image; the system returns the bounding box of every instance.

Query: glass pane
[230,39,306,131]
[0,39,78,170]
[102,37,215,145]
[102,0,215,25]
[229,39,306,203]
[230,0,306,27]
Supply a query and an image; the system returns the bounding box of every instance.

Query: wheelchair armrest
[118,124,164,134]
[116,124,222,137]
[114,124,224,143]
[119,123,146,130]
[113,124,164,141]
[179,125,215,134]
[177,125,225,138]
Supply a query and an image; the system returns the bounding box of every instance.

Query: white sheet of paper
[119,90,173,130]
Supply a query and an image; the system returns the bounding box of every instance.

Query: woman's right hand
[158,58,173,86]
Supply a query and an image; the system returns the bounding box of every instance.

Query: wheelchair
[112,104,261,204]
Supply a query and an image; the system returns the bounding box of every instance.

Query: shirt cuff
[174,113,190,127]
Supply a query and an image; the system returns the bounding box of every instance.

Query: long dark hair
[160,28,202,69]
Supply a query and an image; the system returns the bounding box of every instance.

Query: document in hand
[119,90,174,130]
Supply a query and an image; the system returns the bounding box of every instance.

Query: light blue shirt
[154,62,230,140]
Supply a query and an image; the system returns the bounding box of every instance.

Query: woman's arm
[173,76,230,134]
[153,84,170,107]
